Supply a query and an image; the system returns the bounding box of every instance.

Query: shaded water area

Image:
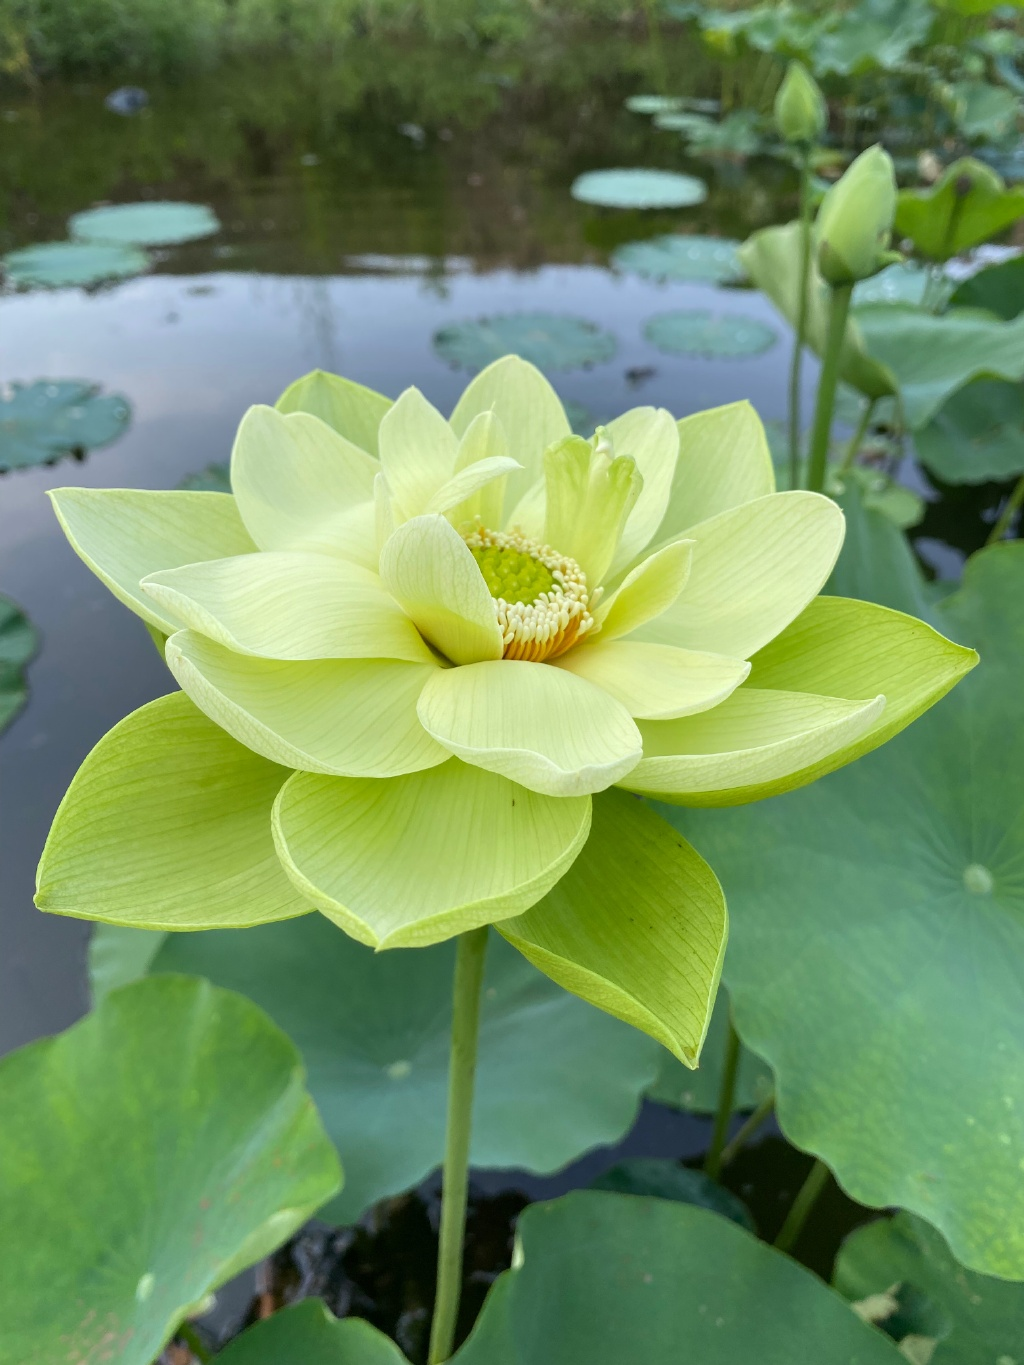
[0,26,1012,1354]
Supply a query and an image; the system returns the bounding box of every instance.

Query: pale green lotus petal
[272,759,591,948]
[555,640,750,720]
[635,492,844,659]
[604,407,679,576]
[36,693,309,929]
[378,514,503,665]
[142,552,432,663]
[166,630,448,777]
[623,688,885,802]
[544,437,643,587]
[425,455,522,518]
[417,660,643,796]
[374,470,395,549]
[503,474,547,542]
[500,789,726,1064]
[275,368,392,457]
[48,488,256,632]
[650,402,776,550]
[230,405,379,568]
[448,410,512,529]
[594,540,693,640]
[378,387,459,520]
[449,356,571,517]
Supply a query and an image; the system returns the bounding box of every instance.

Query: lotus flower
[37,359,974,1060]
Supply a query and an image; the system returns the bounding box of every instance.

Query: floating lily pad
[434,313,617,372]
[591,1158,755,1231]
[647,986,772,1115]
[913,378,1024,484]
[643,309,777,358]
[625,95,686,115]
[836,1213,1024,1364]
[92,918,660,1224]
[0,594,38,734]
[670,539,1024,1278]
[69,201,220,247]
[2,240,149,288]
[570,168,707,209]
[612,234,744,284]
[0,379,131,472]
[454,1192,903,1364]
[0,975,340,1365]
[215,1300,408,1365]
[852,263,936,308]
[179,460,232,492]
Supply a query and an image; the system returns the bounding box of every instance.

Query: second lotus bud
[774,61,827,145]
[815,144,898,285]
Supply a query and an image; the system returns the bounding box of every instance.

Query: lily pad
[0,974,340,1365]
[625,95,686,115]
[0,594,38,734]
[93,918,660,1224]
[913,378,1024,484]
[179,460,232,492]
[591,1158,755,1230]
[612,234,745,284]
[215,1301,408,1365]
[835,1213,1024,1364]
[2,240,149,288]
[647,986,773,1115]
[0,379,131,472]
[670,540,1024,1278]
[454,1191,903,1364]
[949,253,1024,320]
[643,309,777,358]
[434,313,616,372]
[852,263,935,307]
[570,168,708,209]
[69,201,220,247]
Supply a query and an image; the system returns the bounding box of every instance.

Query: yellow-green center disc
[470,543,556,604]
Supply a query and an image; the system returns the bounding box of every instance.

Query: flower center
[465,527,594,662]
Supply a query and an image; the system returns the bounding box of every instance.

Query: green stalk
[177,1322,212,1363]
[774,1158,830,1253]
[704,1019,741,1180]
[719,1090,776,1169]
[986,471,1024,546]
[428,926,489,1365]
[788,150,815,489]
[805,282,853,494]
[837,397,877,475]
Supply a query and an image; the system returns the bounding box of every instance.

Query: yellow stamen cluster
[465,527,595,662]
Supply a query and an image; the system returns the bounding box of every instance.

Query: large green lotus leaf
[434,313,616,373]
[895,159,1024,259]
[950,254,1024,320]
[913,378,1024,484]
[499,789,726,1066]
[0,379,130,472]
[835,1213,1024,1364]
[856,303,1024,429]
[643,309,776,358]
[0,975,340,1365]
[739,222,895,400]
[36,692,311,930]
[813,0,933,74]
[0,593,38,734]
[945,80,1021,142]
[590,1158,755,1230]
[94,918,662,1224]
[647,985,773,1114]
[611,234,744,284]
[2,240,148,287]
[670,542,1024,1277]
[214,1301,408,1364]
[453,1191,903,1364]
[570,168,708,209]
[275,369,392,457]
[69,201,220,247]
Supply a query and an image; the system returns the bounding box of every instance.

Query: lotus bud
[774,61,827,145]
[815,144,898,285]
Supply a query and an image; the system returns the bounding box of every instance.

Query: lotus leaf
[949,254,1024,320]
[0,379,130,472]
[612,235,744,284]
[69,200,221,247]
[180,460,232,492]
[944,80,1021,142]
[570,169,708,209]
[894,158,1024,260]
[625,95,687,115]
[590,1158,755,1230]
[851,263,934,307]
[214,1301,408,1364]
[644,309,776,358]
[813,0,933,75]
[2,240,148,288]
[434,313,616,372]
[913,378,1024,483]
[647,986,772,1114]
[0,594,37,733]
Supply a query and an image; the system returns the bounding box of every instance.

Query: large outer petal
[378,387,459,520]
[623,687,885,803]
[555,640,749,720]
[604,406,679,576]
[449,356,571,519]
[48,488,256,632]
[35,693,309,929]
[634,492,845,659]
[166,630,448,777]
[416,659,643,796]
[378,515,503,665]
[271,760,592,948]
[275,368,392,456]
[230,405,379,568]
[142,552,433,663]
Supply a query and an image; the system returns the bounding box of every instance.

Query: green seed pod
[815,144,898,285]
[774,61,827,145]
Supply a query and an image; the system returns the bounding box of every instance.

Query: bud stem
[806,282,853,494]
[788,151,815,489]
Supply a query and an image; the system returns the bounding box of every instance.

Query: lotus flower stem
[774,1158,830,1253]
[806,282,853,494]
[838,398,877,476]
[429,925,490,1364]
[704,1018,741,1180]
[787,153,815,489]
[987,471,1024,546]
[719,1089,776,1169]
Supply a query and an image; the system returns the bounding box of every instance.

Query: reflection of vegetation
[0,593,37,733]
